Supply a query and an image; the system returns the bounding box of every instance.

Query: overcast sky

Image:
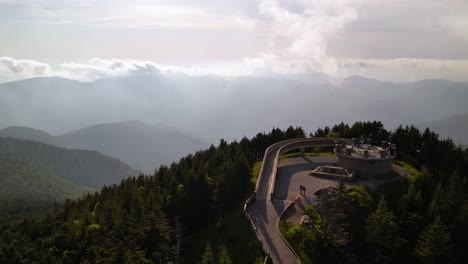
[0,0,467,82]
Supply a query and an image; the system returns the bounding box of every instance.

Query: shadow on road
[272,200,287,215]
[300,156,313,163]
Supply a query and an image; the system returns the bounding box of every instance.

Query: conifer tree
[201,242,215,264]
[428,182,444,217]
[414,216,453,264]
[401,184,423,214]
[366,196,399,260]
[336,178,347,203]
[442,172,467,224]
[218,245,233,264]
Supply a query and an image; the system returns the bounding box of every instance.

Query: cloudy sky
[0,0,467,82]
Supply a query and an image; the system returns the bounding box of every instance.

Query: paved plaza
[275,156,340,201]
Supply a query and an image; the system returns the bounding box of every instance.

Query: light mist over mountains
[417,114,468,146]
[0,121,207,173]
[1,74,468,145]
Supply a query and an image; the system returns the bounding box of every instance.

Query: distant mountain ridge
[0,126,56,144]
[0,120,208,173]
[0,75,467,142]
[416,113,468,145]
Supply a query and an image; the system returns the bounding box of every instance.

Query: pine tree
[336,178,347,203]
[414,166,433,203]
[366,196,399,261]
[414,217,453,264]
[401,184,423,214]
[428,182,444,217]
[442,173,467,224]
[218,245,233,264]
[201,242,215,264]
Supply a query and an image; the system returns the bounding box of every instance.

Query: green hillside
[0,140,95,222]
[0,154,93,201]
[0,137,137,188]
[0,126,306,263]
[0,120,208,174]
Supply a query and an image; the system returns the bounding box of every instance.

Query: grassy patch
[280,151,333,159]
[395,160,420,178]
[250,161,262,185]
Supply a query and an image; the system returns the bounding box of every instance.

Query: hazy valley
[1,75,467,144]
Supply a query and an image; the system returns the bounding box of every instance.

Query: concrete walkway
[247,140,297,264]
[247,138,342,264]
[246,138,404,264]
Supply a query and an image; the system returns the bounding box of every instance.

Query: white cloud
[243,0,468,79]
[244,0,361,76]
[0,57,51,79]
[2,56,468,84]
[2,1,468,82]
[0,57,180,82]
[0,57,254,83]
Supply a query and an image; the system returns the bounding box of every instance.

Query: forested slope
[1,123,467,263]
[0,121,208,173]
[0,147,93,201]
[0,137,137,188]
[0,138,95,223]
[0,126,306,263]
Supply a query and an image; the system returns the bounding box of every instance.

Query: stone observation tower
[310,139,396,180]
[335,139,396,177]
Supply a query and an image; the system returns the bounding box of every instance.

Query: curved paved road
[247,137,347,264]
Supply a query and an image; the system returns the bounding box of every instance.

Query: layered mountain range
[1,74,467,143]
[0,120,208,173]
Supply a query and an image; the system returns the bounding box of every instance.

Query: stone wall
[336,153,394,176]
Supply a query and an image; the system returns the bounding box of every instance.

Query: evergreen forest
[0,122,467,264]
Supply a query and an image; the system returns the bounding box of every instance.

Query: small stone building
[335,141,396,176]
